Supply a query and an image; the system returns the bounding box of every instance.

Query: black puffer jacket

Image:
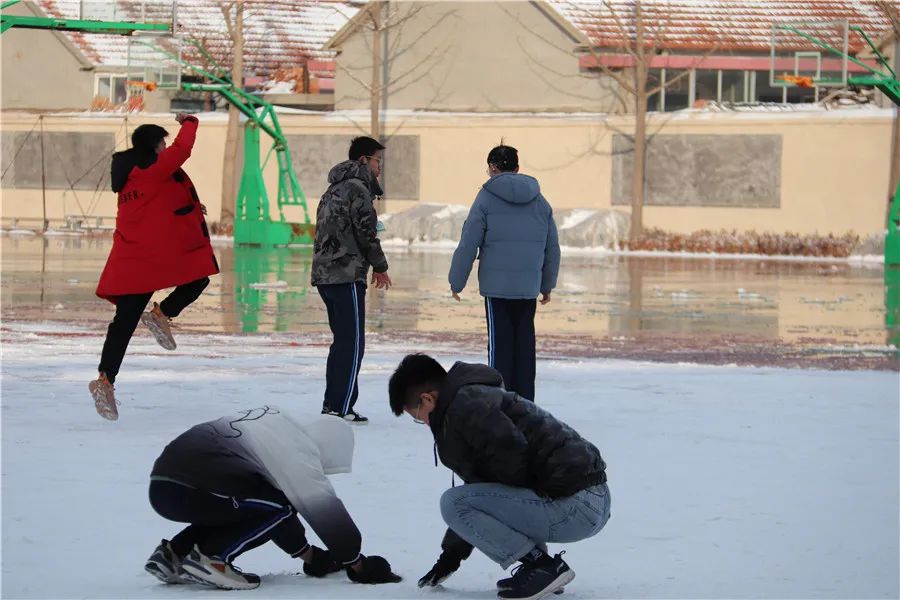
[429,362,606,498]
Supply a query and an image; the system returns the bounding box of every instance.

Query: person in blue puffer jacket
[448,144,560,401]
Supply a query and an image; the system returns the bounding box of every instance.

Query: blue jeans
[440,482,611,568]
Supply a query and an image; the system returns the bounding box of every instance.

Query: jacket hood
[327,159,383,196]
[298,416,354,475]
[110,149,156,193]
[430,362,504,435]
[482,173,540,205]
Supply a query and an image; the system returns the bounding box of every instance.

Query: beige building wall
[1,109,893,238]
[1,2,95,111]
[331,1,616,113]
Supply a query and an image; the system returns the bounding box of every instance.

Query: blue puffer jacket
[449,173,560,299]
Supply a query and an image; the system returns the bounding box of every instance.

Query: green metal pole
[886,182,900,350]
[0,14,169,35]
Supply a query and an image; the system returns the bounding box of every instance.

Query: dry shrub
[621,228,860,257]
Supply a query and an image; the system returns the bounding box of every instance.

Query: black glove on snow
[302,546,342,578]
[346,555,402,584]
[418,551,462,587]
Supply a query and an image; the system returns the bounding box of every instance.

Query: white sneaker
[180,546,260,590]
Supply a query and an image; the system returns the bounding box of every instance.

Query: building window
[753,71,784,103]
[646,68,662,112]
[662,69,690,111]
[786,85,817,104]
[720,70,745,103]
[694,69,719,103]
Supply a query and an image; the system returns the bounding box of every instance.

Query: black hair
[110,124,169,192]
[131,124,168,154]
[349,136,386,161]
[487,144,518,172]
[388,353,448,416]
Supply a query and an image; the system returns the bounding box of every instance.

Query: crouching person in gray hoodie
[144,407,401,590]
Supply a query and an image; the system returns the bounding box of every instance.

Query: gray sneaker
[89,373,118,421]
[145,539,189,584]
[141,302,176,350]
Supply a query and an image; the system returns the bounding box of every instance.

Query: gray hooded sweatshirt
[151,408,362,563]
[449,173,560,299]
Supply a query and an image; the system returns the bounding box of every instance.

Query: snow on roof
[550,0,899,53]
[39,0,358,79]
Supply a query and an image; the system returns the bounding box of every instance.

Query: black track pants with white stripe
[318,282,367,415]
[484,297,537,401]
[149,479,309,562]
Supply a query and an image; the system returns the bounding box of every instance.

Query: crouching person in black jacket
[389,354,610,600]
[144,407,401,590]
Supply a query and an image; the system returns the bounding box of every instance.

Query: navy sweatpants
[318,282,366,415]
[485,297,537,401]
[149,479,308,562]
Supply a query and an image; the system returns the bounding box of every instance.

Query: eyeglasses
[366,155,381,165]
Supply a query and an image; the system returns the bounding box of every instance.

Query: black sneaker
[497,553,574,600]
[321,408,368,424]
[498,575,564,595]
[344,409,368,424]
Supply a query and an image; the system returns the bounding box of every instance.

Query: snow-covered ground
[1,322,898,599]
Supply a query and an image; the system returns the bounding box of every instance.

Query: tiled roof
[39,0,358,79]
[550,1,900,53]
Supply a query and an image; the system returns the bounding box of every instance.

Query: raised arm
[143,114,199,180]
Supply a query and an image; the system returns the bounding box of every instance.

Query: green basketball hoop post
[772,20,900,348]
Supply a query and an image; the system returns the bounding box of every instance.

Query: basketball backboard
[770,20,850,89]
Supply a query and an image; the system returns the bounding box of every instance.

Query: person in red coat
[90,113,219,421]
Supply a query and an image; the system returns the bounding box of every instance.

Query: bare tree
[574,1,720,242]
[219,1,244,228]
[336,1,456,140]
[504,1,717,242]
[875,0,900,40]
[334,1,456,212]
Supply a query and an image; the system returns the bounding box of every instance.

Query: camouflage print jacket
[311,160,389,286]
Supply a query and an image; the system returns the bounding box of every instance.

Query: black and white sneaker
[180,545,260,590]
[144,539,189,585]
[321,408,369,424]
[498,575,564,595]
[344,409,368,424]
[497,553,574,600]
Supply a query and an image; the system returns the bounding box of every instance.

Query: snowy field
[1,321,898,599]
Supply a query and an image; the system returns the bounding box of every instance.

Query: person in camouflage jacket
[312,137,392,423]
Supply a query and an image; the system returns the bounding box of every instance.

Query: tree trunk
[629,1,647,244]
[630,94,647,243]
[370,2,382,141]
[370,2,386,214]
[220,3,243,227]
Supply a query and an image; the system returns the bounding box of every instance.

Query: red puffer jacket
[96,116,219,301]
